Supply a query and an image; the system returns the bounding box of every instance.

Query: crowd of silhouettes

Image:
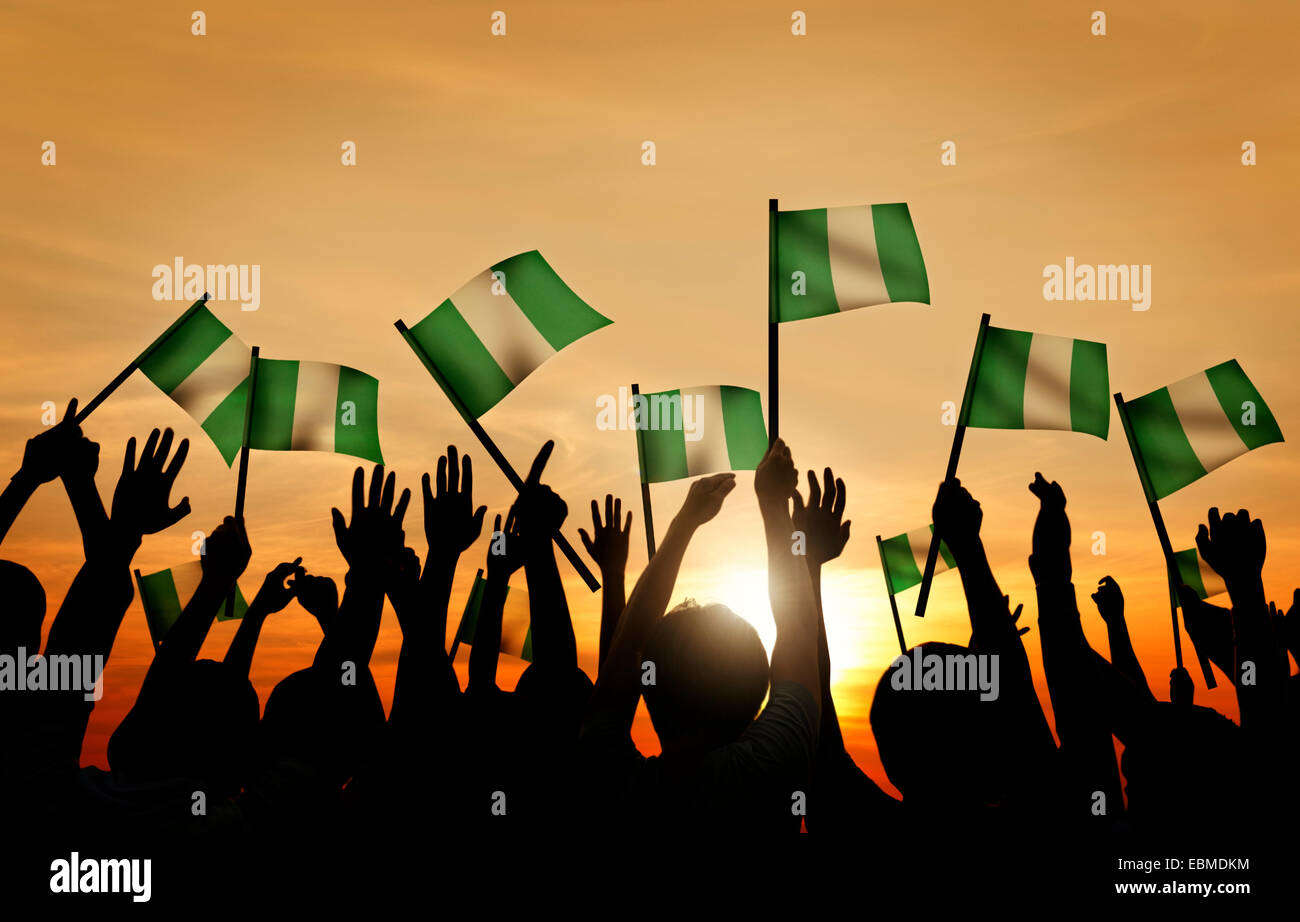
[1,399,1294,895]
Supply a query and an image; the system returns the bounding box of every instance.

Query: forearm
[0,472,38,547]
[419,554,458,644]
[1104,619,1153,700]
[223,606,268,677]
[809,562,848,757]
[597,572,626,674]
[524,546,576,670]
[762,501,820,706]
[337,570,385,667]
[468,575,508,693]
[61,472,109,558]
[949,538,1009,647]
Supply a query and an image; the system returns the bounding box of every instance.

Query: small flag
[879,526,956,595]
[407,251,611,418]
[455,570,533,662]
[138,303,252,463]
[246,359,383,466]
[774,203,928,322]
[137,561,248,646]
[1120,360,1283,501]
[635,385,767,484]
[964,325,1110,439]
[1172,548,1227,605]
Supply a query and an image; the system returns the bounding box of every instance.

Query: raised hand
[199,516,252,589]
[679,472,737,528]
[1169,666,1194,706]
[1028,472,1071,585]
[508,441,569,558]
[422,445,487,562]
[251,558,305,616]
[110,428,191,539]
[17,398,83,485]
[754,439,796,511]
[290,571,339,633]
[1196,507,1266,589]
[579,494,632,575]
[931,478,982,556]
[331,465,411,574]
[791,467,851,567]
[1091,576,1123,624]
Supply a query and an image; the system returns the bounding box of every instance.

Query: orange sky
[3,1,1298,795]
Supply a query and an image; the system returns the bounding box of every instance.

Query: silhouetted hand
[754,438,796,512]
[1091,576,1123,624]
[17,398,82,485]
[486,511,527,582]
[422,445,486,562]
[250,558,305,616]
[1169,667,1194,706]
[291,571,338,632]
[679,473,737,528]
[62,433,100,483]
[931,478,981,555]
[508,441,569,558]
[1007,597,1030,637]
[579,494,632,574]
[200,516,251,588]
[1028,472,1071,585]
[331,465,411,574]
[792,468,851,567]
[1196,507,1265,588]
[110,428,191,538]
[387,545,425,631]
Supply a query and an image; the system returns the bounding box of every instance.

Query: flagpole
[876,535,907,654]
[768,198,779,446]
[1114,393,1216,689]
[630,383,657,558]
[393,320,600,593]
[227,345,260,619]
[75,293,210,424]
[914,312,990,618]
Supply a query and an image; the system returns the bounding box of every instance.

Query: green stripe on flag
[335,366,383,463]
[248,359,298,451]
[637,389,689,483]
[138,307,233,394]
[1205,360,1283,451]
[201,377,250,466]
[880,533,924,595]
[966,327,1032,429]
[1070,339,1110,438]
[1173,548,1208,599]
[492,251,612,351]
[872,203,929,304]
[410,301,514,419]
[1122,387,1206,500]
[775,208,838,322]
[719,385,767,470]
[138,569,185,643]
[935,527,957,569]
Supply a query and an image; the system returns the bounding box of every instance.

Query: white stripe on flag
[905,527,935,577]
[452,270,556,385]
[826,206,891,311]
[171,560,205,609]
[1167,372,1247,474]
[1021,333,1075,431]
[169,335,250,423]
[1198,555,1227,598]
[682,386,728,475]
[290,361,341,452]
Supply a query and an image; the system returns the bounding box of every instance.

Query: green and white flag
[774,203,929,322]
[455,570,533,662]
[635,385,767,484]
[246,358,383,466]
[1172,547,1227,605]
[1119,360,1283,501]
[879,526,956,595]
[964,325,1110,439]
[138,302,252,464]
[407,251,612,419]
[136,561,248,646]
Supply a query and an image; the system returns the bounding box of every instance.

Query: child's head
[641,602,770,749]
[0,560,45,654]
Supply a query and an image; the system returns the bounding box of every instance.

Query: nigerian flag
[138,301,252,464]
[136,561,248,646]
[455,570,533,662]
[878,526,956,595]
[1172,548,1227,606]
[1118,360,1283,501]
[964,324,1110,439]
[406,251,611,419]
[245,358,383,466]
[774,203,928,322]
[636,385,767,484]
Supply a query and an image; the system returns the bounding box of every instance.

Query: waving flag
[879,526,956,596]
[454,570,533,662]
[406,251,611,419]
[1118,360,1283,500]
[964,325,1110,439]
[774,202,928,322]
[1172,548,1227,605]
[135,561,248,646]
[636,385,767,483]
[245,359,382,466]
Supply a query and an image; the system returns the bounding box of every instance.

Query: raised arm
[0,399,83,548]
[579,494,632,674]
[224,558,303,678]
[1090,576,1153,700]
[468,511,525,694]
[510,442,577,672]
[420,446,487,646]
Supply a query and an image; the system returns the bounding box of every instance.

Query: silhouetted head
[516,662,595,738]
[0,561,45,654]
[641,602,769,751]
[870,642,1010,809]
[109,658,259,798]
[262,666,385,787]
